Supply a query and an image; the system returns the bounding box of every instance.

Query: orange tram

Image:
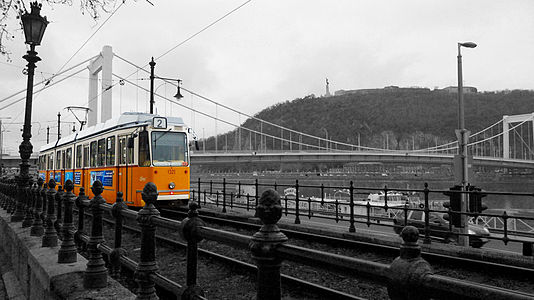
[38,112,192,208]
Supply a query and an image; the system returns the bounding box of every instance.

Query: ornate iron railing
[1,178,533,299]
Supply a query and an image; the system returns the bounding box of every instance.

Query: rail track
[90,206,534,299]
[162,210,534,292]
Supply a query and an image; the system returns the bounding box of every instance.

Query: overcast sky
[0,0,533,156]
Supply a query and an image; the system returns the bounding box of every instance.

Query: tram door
[117,136,135,206]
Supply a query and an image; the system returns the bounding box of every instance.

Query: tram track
[88,206,534,299]
[160,208,534,283]
[96,213,366,299]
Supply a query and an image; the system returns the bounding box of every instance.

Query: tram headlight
[168,182,175,189]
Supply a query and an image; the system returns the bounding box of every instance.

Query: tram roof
[39,112,185,152]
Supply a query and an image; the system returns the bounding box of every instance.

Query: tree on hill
[203,89,534,151]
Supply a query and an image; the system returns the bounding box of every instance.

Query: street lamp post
[12,2,48,222]
[149,57,183,115]
[456,41,476,246]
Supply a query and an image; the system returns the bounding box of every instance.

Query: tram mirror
[127,137,134,149]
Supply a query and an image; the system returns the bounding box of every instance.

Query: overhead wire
[0,55,98,105]
[0,67,86,111]
[54,1,125,75]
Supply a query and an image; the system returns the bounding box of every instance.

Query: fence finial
[42,179,58,247]
[83,180,108,289]
[250,189,288,300]
[388,226,432,300]
[30,177,45,236]
[181,201,207,300]
[58,179,77,263]
[135,182,160,299]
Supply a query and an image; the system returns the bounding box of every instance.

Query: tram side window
[56,151,61,169]
[97,139,106,166]
[106,136,115,166]
[65,148,72,169]
[48,153,54,170]
[62,150,66,169]
[139,131,150,167]
[76,145,82,168]
[119,137,126,165]
[83,145,90,168]
[90,142,97,167]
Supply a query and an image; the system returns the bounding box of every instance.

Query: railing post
[523,242,533,256]
[42,179,58,247]
[54,185,64,239]
[22,178,35,227]
[349,181,356,233]
[74,187,88,252]
[0,182,6,209]
[41,180,47,223]
[30,178,45,236]
[222,178,227,213]
[180,201,207,299]
[423,183,431,245]
[294,179,301,224]
[110,192,128,278]
[11,175,26,221]
[58,180,77,263]
[197,177,201,203]
[250,189,288,300]
[7,180,16,214]
[11,176,27,222]
[83,180,108,289]
[388,226,432,300]
[222,177,227,213]
[135,182,160,299]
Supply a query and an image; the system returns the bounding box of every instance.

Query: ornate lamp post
[149,57,183,114]
[12,2,48,222]
[456,41,476,246]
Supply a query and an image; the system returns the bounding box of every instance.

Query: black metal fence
[191,178,534,256]
[1,177,533,299]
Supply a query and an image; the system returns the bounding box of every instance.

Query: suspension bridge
[2,46,534,170]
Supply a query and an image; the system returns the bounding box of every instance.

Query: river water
[193,172,534,212]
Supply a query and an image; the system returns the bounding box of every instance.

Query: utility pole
[149,57,155,114]
[57,112,61,141]
[46,126,50,144]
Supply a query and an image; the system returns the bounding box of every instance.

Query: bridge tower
[87,46,113,127]
[502,113,534,159]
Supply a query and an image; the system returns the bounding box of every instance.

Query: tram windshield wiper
[153,128,173,145]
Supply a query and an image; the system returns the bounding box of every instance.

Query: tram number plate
[153,117,167,129]
[168,169,175,175]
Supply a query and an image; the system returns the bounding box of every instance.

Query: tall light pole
[456,41,476,246]
[149,57,183,115]
[12,2,48,222]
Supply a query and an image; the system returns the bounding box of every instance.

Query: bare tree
[0,0,126,59]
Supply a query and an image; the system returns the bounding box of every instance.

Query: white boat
[362,191,408,208]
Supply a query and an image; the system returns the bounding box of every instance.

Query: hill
[203,89,534,151]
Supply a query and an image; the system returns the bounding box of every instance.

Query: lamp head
[174,80,184,100]
[21,2,49,46]
[459,42,477,48]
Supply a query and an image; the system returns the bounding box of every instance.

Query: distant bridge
[191,150,534,170]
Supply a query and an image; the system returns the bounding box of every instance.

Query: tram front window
[151,131,188,166]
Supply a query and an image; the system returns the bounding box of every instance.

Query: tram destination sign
[152,117,167,129]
